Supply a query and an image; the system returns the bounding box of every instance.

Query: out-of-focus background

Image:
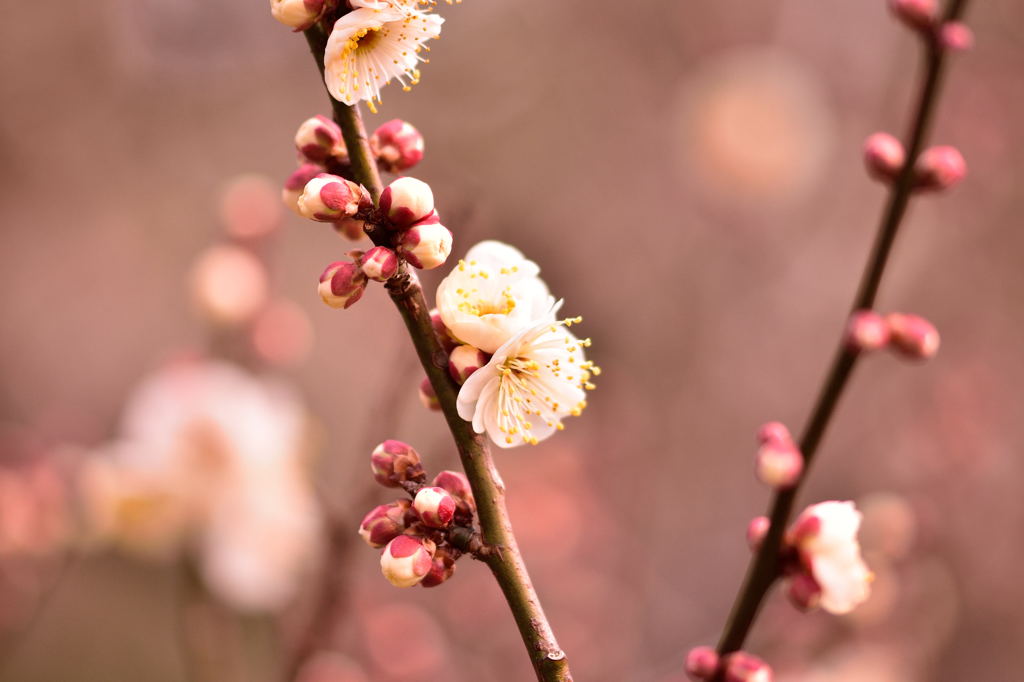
[1,0,1022,680]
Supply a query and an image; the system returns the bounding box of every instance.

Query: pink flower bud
[786,572,822,612]
[270,0,326,30]
[885,313,940,360]
[430,308,459,353]
[380,535,434,588]
[360,246,399,282]
[939,22,974,51]
[418,377,441,411]
[863,132,906,182]
[379,177,434,228]
[370,119,425,173]
[295,115,347,164]
[298,174,364,222]
[722,652,773,682]
[190,245,269,326]
[220,174,282,241]
[358,500,413,548]
[317,261,366,309]
[420,545,458,588]
[915,145,967,191]
[251,299,314,368]
[746,516,770,551]
[412,487,456,529]
[397,216,453,270]
[845,310,891,352]
[756,421,792,447]
[282,163,323,215]
[685,646,720,681]
[755,441,803,489]
[448,344,488,384]
[432,470,475,515]
[370,440,425,488]
[333,216,367,241]
[888,0,937,32]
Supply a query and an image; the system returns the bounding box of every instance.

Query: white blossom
[436,241,554,354]
[457,310,597,448]
[790,501,873,615]
[324,4,443,112]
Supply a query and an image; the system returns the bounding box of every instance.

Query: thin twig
[713,0,971,658]
[297,21,573,682]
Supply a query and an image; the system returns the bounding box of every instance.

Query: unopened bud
[298,174,364,222]
[448,344,488,384]
[685,646,720,681]
[939,22,974,51]
[295,115,347,164]
[317,261,366,309]
[370,119,425,173]
[885,313,940,360]
[358,499,413,548]
[746,516,770,551]
[430,308,459,353]
[360,246,399,282]
[915,145,966,191]
[755,441,803,489]
[722,652,774,682]
[786,572,822,612]
[270,0,326,30]
[397,215,453,270]
[370,440,425,488]
[432,470,475,515]
[418,377,441,411]
[888,0,937,32]
[379,177,434,228]
[863,132,906,182]
[380,535,434,588]
[420,546,458,588]
[413,487,456,529]
[846,310,891,352]
[333,216,366,241]
[282,164,323,214]
[756,422,792,447]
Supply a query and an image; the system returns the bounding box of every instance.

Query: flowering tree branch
[298,20,573,682]
[712,0,971,660]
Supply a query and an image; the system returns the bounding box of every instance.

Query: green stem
[300,22,572,682]
[713,0,971,659]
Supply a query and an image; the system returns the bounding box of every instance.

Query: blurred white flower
[81,360,322,612]
[457,311,596,448]
[788,501,873,615]
[436,241,554,354]
[324,4,443,112]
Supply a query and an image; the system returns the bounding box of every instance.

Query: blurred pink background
[1,0,1022,680]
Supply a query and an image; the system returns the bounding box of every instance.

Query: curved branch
[713,0,971,658]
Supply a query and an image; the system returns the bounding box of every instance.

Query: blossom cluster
[79,360,323,612]
[357,439,476,588]
[432,241,599,448]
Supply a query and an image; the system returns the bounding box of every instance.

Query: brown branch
[713,0,971,659]
[296,22,573,682]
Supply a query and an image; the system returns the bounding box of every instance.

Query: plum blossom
[324,2,443,112]
[457,309,597,448]
[435,241,554,354]
[80,360,322,612]
[787,501,873,615]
